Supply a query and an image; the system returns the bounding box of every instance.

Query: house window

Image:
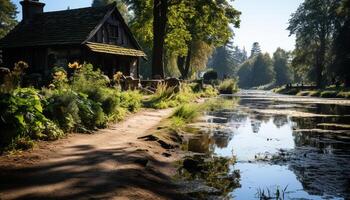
[108,24,118,44]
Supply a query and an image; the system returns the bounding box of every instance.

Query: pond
[180,90,350,199]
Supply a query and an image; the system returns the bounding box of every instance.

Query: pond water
[182,90,350,200]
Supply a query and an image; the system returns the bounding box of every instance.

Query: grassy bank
[0,61,223,152]
[273,86,350,99]
[0,63,143,152]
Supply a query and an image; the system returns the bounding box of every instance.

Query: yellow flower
[53,70,67,81]
[68,62,82,70]
[113,71,123,82]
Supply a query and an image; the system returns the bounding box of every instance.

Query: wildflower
[53,70,67,81]
[68,62,82,70]
[113,71,123,82]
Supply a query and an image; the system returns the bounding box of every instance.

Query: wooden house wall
[89,11,135,49]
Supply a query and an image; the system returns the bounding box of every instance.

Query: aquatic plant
[256,185,289,200]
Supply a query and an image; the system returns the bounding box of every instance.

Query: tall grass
[143,83,198,109]
[218,79,238,94]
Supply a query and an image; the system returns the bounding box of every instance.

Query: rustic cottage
[0,0,146,80]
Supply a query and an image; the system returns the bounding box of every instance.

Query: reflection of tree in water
[311,104,350,116]
[187,133,214,155]
[288,130,350,199]
[179,155,241,199]
[213,132,232,149]
[272,115,289,128]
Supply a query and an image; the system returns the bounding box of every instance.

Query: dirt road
[0,109,188,200]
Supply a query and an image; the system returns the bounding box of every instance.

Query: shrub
[44,89,80,132]
[172,104,200,122]
[320,91,338,98]
[0,88,63,151]
[218,79,238,94]
[144,83,199,109]
[119,90,142,112]
[44,89,107,133]
[203,70,218,83]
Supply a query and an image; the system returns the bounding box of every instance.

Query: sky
[232,0,304,55]
[12,0,303,55]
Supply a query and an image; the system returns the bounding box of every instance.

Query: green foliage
[250,42,261,58]
[0,61,29,93]
[237,53,274,88]
[144,83,199,109]
[218,79,238,94]
[209,45,247,78]
[0,0,17,39]
[288,0,342,87]
[0,63,143,151]
[203,70,218,83]
[125,0,241,79]
[119,90,142,112]
[0,88,64,151]
[273,48,293,86]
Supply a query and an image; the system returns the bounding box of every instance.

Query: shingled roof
[0,3,142,52]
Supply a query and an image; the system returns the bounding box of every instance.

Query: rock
[162,152,172,157]
[183,158,203,173]
[138,135,159,141]
[157,140,176,149]
[134,158,149,167]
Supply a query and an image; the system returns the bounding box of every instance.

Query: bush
[44,89,107,133]
[120,90,142,112]
[203,70,218,83]
[0,88,64,151]
[218,79,238,94]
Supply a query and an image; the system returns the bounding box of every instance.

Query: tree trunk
[177,56,186,78]
[316,33,326,88]
[152,0,168,79]
[177,42,192,79]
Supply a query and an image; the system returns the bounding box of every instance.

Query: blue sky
[12,0,303,55]
[232,0,304,54]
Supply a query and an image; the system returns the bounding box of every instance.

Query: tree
[210,44,247,78]
[0,0,17,39]
[333,0,350,86]
[250,42,261,58]
[237,59,253,88]
[273,48,293,86]
[125,0,240,79]
[251,53,274,86]
[237,53,274,88]
[173,0,241,79]
[288,0,341,88]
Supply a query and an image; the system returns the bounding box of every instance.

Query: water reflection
[183,91,350,199]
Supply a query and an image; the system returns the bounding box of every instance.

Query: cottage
[0,0,146,80]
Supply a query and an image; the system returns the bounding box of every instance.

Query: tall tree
[250,42,261,58]
[0,0,17,39]
[151,0,168,78]
[174,0,241,79]
[288,0,340,88]
[273,48,293,86]
[251,53,274,86]
[333,0,350,86]
[237,53,274,88]
[210,44,247,78]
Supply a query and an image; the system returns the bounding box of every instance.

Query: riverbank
[0,108,191,200]
[272,86,350,99]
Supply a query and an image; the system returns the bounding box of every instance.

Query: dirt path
[0,109,188,200]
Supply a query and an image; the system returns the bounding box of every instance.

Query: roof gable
[0,4,115,48]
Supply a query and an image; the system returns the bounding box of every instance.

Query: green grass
[274,86,350,99]
[218,79,238,94]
